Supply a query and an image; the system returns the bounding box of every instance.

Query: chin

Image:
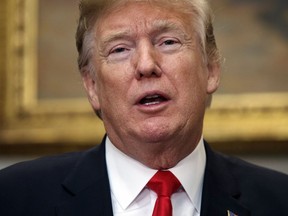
[138,124,173,143]
[141,133,170,144]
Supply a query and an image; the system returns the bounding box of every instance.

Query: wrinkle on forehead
[95,1,195,41]
[101,19,190,43]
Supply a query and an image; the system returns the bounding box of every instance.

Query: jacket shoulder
[0,146,102,215]
[216,152,288,183]
[0,151,81,180]
[214,151,288,212]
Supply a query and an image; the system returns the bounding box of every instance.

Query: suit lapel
[55,138,251,216]
[56,138,113,216]
[200,143,250,216]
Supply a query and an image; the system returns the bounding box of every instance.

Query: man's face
[83,1,220,150]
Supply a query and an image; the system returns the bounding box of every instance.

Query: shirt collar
[106,137,157,210]
[105,136,206,212]
[170,138,206,213]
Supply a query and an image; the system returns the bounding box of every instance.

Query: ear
[82,71,101,111]
[206,62,221,94]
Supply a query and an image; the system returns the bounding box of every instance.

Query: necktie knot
[147,170,181,216]
[147,170,181,197]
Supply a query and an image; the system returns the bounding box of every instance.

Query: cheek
[169,56,207,91]
[96,64,132,105]
[168,56,209,114]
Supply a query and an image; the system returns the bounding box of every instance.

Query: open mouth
[139,94,168,106]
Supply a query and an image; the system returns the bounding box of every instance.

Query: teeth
[140,94,166,105]
[146,95,160,99]
[144,101,161,106]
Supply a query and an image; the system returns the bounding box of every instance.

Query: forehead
[95,1,193,36]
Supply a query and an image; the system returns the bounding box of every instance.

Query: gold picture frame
[0,0,288,154]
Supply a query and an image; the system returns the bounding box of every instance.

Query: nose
[133,41,162,80]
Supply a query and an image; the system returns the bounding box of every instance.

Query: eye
[162,39,178,46]
[111,47,126,53]
[107,45,131,62]
[110,47,128,54]
[157,38,181,52]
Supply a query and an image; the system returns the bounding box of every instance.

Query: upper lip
[135,90,171,105]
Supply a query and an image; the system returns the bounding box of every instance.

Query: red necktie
[147,170,181,216]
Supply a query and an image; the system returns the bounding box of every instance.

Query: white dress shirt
[105,137,206,216]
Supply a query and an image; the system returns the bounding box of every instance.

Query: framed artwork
[0,0,287,154]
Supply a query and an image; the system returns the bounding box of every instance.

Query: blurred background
[0,0,288,173]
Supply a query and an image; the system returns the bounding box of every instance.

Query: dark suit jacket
[0,138,288,216]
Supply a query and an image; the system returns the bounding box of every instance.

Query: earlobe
[82,72,101,110]
[206,62,221,94]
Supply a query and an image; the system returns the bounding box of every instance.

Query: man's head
[77,0,221,169]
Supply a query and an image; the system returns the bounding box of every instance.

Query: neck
[107,133,202,169]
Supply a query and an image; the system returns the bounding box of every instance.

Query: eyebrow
[151,20,185,35]
[101,29,132,48]
[100,20,186,48]
[150,20,190,44]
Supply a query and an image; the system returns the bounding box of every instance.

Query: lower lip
[136,100,170,113]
